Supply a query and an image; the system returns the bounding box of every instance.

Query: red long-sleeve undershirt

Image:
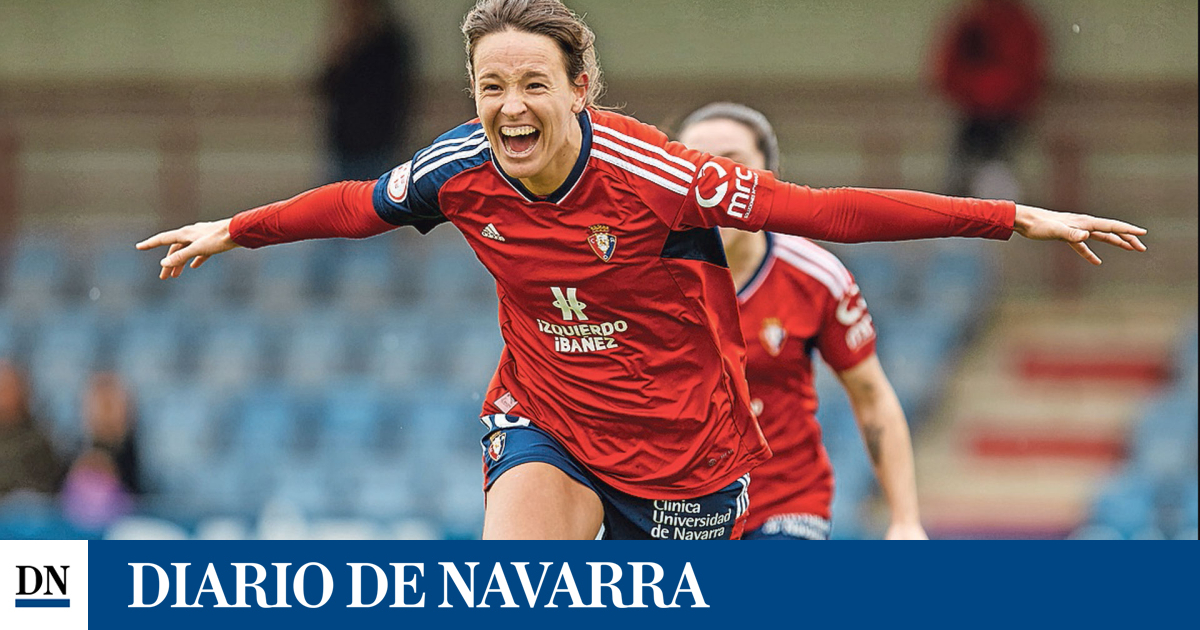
[228,178,1014,249]
[229,180,390,249]
[761,183,1014,242]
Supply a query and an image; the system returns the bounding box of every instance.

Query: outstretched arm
[759,183,1146,265]
[835,354,927,540]
[136,179,392,279]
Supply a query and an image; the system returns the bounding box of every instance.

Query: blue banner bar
[79,541,1199,629]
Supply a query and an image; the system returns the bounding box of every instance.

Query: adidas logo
[481,223,506,242]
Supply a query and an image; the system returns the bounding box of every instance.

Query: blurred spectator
[78,372,142,495]
[318,0,419,181]
[0,360,64,497]
[933,0,1047,199]
[59,448,133,531]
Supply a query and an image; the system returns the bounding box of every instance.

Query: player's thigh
[483,461,604,540]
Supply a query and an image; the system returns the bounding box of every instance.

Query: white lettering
[232,563,282,608]
[439,562,478,608]
[390,563,425,608]
[669,563,708,608]
[512,562,554,607]
[544,564,586,608]
[629,562,669,608]
[193,563,232,608]
[589,562,625,608]
[271,564,292,608]
[348,563,388,608]
[478,563,519,608]
[292,563,333,608]
[129,563,169,608]
[171,564,200,608]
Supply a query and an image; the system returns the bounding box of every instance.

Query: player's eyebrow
[476,69,554,83]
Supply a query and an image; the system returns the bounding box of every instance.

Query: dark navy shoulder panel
[373,121,490,233]
[660,227,728,268]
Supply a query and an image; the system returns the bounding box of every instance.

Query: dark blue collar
[736,232,774,298]
[492,110,592,204]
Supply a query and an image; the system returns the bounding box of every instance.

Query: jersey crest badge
[759,318,787,356]
[587,225,617,262]
[488,432,507,461]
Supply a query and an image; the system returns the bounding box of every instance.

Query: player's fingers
[158,244,183,280]
[1088,231,1136,250]
[1079,216,1147,236]
[1117,232,1147,251]
[161,242,204,268]
[136,229,184,251]
[190,255,210,269]
[1047,221,1090,243]
[1070,240,1102,266]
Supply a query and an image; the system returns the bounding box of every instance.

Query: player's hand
[884,521,928,540]
[135,218,238,279]
[1013,204,1147,266]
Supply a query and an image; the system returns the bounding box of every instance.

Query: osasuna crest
[759,318,787,356]
[587,224,617,262]
[488,432,507,461]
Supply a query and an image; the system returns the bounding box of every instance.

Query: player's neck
[520,116,583,196]
[724,230,768,291]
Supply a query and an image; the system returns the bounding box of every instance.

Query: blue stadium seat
[87,238,155,312]
[250,241,321,311]
[443,314,504,388]
[280,310,353,386]
[3,235,70,312]
[159,245,257,310]
[113,308,191,389]
[366,309,437,389]
[229,384,309,465]
[1091,470,1155,539]
[193,311,271,388]
[266,461,329,515]
[330,235,406,312]
[0,307,17,359]
[136,383,225,477]
[316,382,386,456]
[352,462,420,520]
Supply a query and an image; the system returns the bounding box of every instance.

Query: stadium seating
[0,232,1050,539]
[1079,322,1199,539]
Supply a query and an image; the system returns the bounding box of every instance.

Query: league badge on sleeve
[759,318,787,356]
[386,161,412,204]
[587,224,617,262]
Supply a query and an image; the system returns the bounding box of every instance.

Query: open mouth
[500,125,541,158]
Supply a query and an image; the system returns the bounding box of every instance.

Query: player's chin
[495,153,542,179]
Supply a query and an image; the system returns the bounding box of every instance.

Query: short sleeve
[815,271,878,372]
[372,160,448,234]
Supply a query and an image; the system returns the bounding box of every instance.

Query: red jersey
[737,234,876,529]
[229,109,1013,500]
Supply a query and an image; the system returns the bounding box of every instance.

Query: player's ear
[571,73,589,113]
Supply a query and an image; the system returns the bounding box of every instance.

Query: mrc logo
[14,565,70,608]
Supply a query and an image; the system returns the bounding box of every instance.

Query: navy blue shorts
[480,415,750,540]
[742,514,832,540]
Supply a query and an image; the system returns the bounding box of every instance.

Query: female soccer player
[679,103,925,540]
[137,0,1145,540]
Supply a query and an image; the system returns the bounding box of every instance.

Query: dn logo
[15,565,70,608]
[550,287,588,321]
